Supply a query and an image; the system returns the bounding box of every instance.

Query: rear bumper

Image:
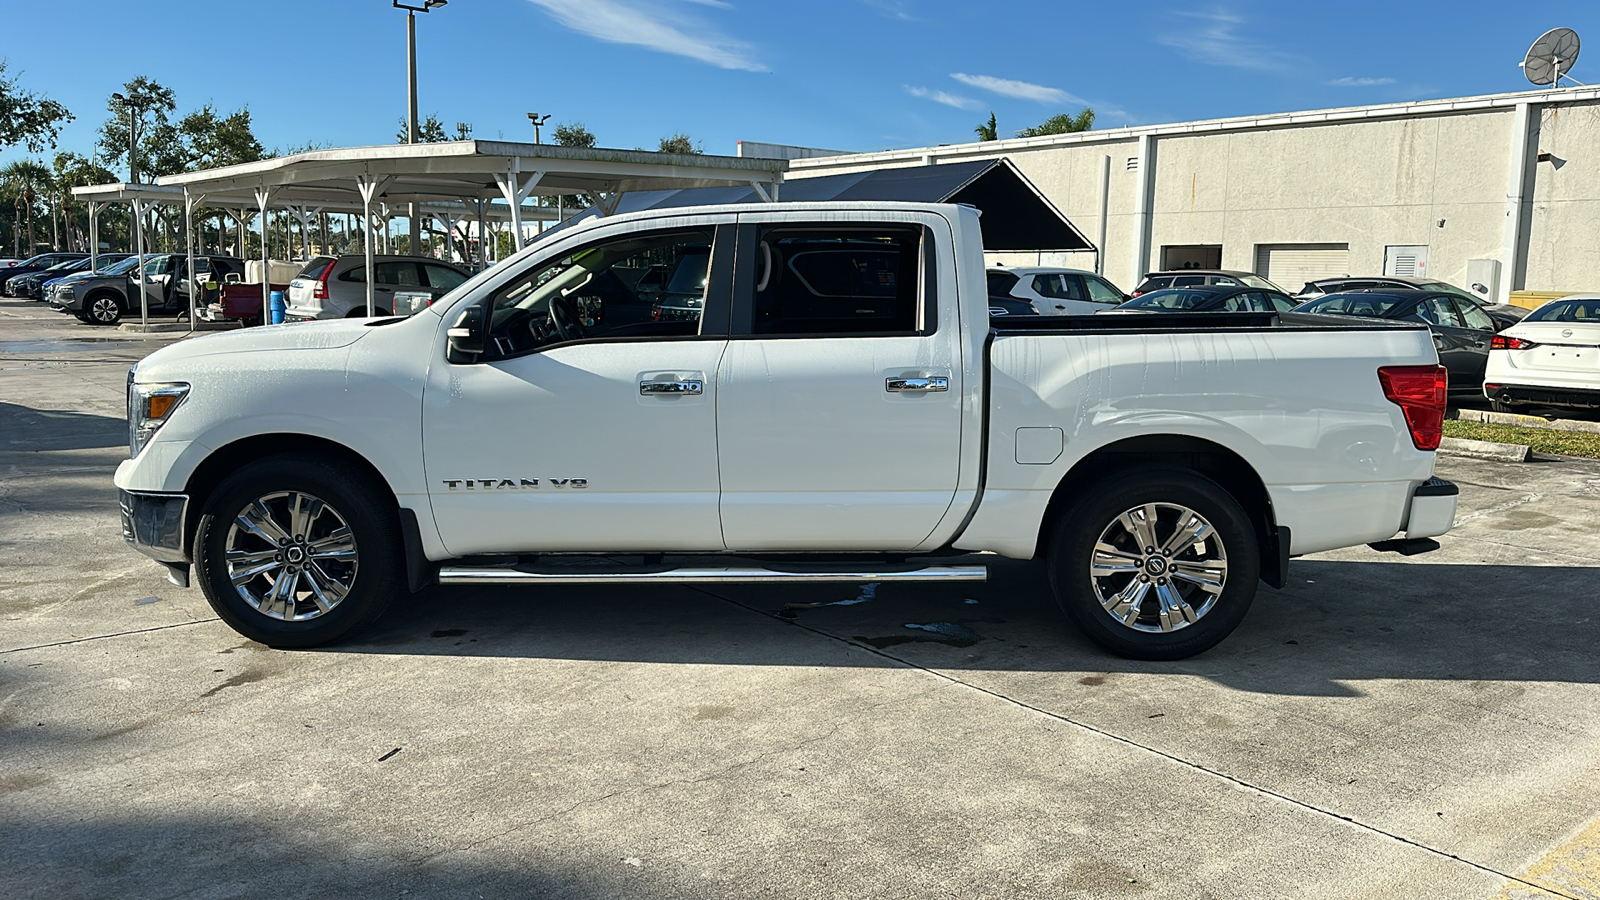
[1484,382,1600,410]
[1403,477,1458,539]
[120,490,189,564]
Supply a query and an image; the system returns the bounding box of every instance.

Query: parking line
[1489,815,1600,900]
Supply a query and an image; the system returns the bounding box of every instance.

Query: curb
[1438,436,1532,462]
[118,321,237,334]
[1452,407,1600,435]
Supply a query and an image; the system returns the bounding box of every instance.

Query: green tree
[658,133,702,155]
[552,122,596,148]
[975,112,998,142]
[0,61,73,153]
[51,152,116,252]
[2,159,53,255]
[179,105,267,169]
[396,114,471,143]
[1015,108,1095,138]
[95,76,177,183]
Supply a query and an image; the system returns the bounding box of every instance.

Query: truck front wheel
[194,453,403,648]
[1047,467,1260,660]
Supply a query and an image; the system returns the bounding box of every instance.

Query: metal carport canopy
[69,182,187,327]
[158,140,789,316]
[560,157,1092,253]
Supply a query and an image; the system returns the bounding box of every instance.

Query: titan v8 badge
[441,478,587,490]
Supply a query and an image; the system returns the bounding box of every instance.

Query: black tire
[194,453,403,648]
[84,294,123,326]
[1047,467,1260,660]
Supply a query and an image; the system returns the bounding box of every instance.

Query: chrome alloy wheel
[1088,503,1228,633]
[224,491,358,621]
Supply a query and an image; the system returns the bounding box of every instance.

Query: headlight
[127,372,190,458]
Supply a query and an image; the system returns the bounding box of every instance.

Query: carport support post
[88,202,99,272]
[184,188,202,335]
[133,198,149,326]
[494,166,543,253]
[255,187,273,324]
[474,199,486,270]
[356,174,380,317]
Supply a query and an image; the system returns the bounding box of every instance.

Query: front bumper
[120,490,192,587]
[1404,477,1458,539]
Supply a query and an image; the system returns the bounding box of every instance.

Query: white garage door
[1254,244,1350,292]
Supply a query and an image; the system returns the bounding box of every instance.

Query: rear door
[714,214,965,551]
[1412,295,1482,385]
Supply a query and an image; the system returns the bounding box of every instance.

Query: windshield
[1417,281,1485,306]
[297,256,336,278]
[1238,274,1285,292]
[1297,293,1409,317]
[44,258,83,272]
[99,256,142,276]
[1525,299,1600,323]
[1120,289,1216,310]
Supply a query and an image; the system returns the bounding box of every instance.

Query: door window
[1452,298,1495,332]
[740,226,927,336]
[1084,277,1123,304]
[376,261,422,286]
[1032,274,1084,300]
[423,264,469,291]
[477,228,719,360]
[1221,293,1253,312]
[1413,297,1457,326]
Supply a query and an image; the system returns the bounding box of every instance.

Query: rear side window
[298,257,336,278]
[986,271,1020,297]
[746,227,925,336]
[1032,274,1085,300]
[376,262,422,286]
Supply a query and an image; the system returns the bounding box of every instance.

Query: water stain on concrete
[1489,511,1562,531]
[0,773,54,795]
[692,705,734,721]
[199,668,272,699]
[1078,675,1108,686]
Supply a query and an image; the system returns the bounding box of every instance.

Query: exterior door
[422,223,734,556]
[714,217,965,551]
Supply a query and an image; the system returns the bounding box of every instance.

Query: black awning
[595,157,1092,252]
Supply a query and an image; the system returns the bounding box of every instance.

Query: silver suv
[283,255,472,321]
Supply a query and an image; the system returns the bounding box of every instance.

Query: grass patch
[1443,420,1600,459]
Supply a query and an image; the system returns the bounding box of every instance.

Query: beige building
[785,86,1600,302]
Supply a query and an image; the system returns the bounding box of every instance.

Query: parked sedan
[1482,294,1600,413]
[986,266,1127,315]
[1290,290,1497,392]
[14,254,131,299]
[1130,269,1286,296]
[1109,284,1297,314]
[284,255,472,320]
[1296,276,1527,330]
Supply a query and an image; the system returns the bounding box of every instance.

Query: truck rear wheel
[194,453,403,648]
[1047,467,1260,660]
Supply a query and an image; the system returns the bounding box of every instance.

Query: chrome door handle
[886,376,949,393]
[640,380,703,395]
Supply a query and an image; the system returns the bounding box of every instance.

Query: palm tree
[2,160,53,254]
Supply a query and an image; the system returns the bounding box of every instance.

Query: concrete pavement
[3,297,1599,898]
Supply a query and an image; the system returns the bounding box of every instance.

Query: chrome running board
[437,565,988,585]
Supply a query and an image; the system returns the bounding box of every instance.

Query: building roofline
[792,84,1600,171]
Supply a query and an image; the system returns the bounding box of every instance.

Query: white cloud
[1329,76,1396,87]
[1157,9,1286,71]
[906,86,980,110]
[525,0,763,71]
[861,0,916,20]
[950,73,1082,105]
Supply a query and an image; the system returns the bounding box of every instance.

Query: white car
[987,266,1127,315]
[283,255,472,320]
[1483,293,1600,413]
[117,201,1455,661]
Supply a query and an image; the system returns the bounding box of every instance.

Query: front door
[714,216,966,551]
[422,222,734,556]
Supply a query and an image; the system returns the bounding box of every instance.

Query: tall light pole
[394,0,447,258]
[111,91,145,258]
[527,112,551,144]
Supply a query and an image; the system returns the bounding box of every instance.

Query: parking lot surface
[4,297,1600,899]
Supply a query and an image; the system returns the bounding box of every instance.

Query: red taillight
[1490,334,1537,350]
[1379,365,1448,451]
[313,261,334,300]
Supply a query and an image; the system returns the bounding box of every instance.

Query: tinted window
[479,229,716,360]
[1085,277,1123,304]
[1526,299,1600,321]
[1298,293,1408,317]
[987,271,1020,296]
[1453,298,1495,331]
[1032,273,1084,300]
[1266,292,1295,312]
[1137,276,1176,292]
[298,256,336,278]
[747,227,923,336]
[376,262,422,286]
[1413,297,1458,327]
[1172,275,1206,287]
[1221,293,1253,312]
[423,264,469,291]
[1122,289,1216,310]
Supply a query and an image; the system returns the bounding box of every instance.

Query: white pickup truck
[117,202,1458,659]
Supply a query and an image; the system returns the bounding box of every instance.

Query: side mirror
[446,304,487,363]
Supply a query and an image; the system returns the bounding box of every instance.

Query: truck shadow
[341,557,1600,697]
[0,402,127,451]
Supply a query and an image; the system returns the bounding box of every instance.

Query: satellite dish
[1522,28,1582,87]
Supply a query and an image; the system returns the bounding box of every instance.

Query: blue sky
[3,0,1599,170]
